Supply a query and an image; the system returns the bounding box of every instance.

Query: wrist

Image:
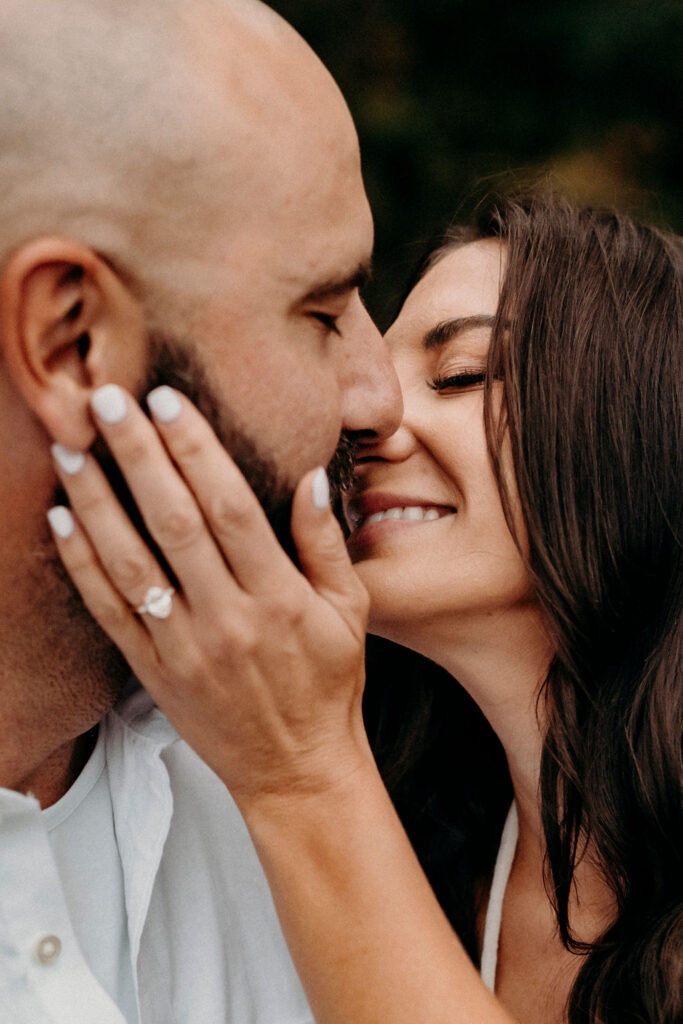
[238,737,383,839]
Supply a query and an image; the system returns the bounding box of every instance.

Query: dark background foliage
[270,0,683,327]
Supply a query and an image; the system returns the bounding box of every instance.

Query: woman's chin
[364,591,442,654]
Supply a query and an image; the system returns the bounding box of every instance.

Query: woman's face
[344,240,534,652]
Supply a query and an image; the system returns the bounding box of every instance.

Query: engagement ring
[137,586,175,619]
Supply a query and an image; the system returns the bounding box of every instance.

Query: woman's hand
[47,383,372,810]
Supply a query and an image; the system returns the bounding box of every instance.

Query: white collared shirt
[0,689,314,1024]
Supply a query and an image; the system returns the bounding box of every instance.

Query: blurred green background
[270,0,682,327]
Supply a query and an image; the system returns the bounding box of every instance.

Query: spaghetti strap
[480,802,518,992]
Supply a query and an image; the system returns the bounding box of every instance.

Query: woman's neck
[426,606,615,951]
[420,604,553,849]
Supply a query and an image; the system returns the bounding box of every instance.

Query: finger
[47,503,202,715]
[290,467,369,634]
[88,385,242,607]
[46,504,152,659]
[51,444,196,631]
[144,385,300,594]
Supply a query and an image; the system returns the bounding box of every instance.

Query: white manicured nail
[312,467,330,509]
[147,386,181,423]
[51,444,86,475]
[91,384,127,424]
[47,506,75,539]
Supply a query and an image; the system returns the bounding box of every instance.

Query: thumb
[291,467,366,610]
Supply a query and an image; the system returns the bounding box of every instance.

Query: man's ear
[0,237,149,450]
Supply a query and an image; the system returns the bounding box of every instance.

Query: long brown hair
[365,195,683,1022]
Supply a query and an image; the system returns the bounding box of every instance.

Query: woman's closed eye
[429,368,487,394]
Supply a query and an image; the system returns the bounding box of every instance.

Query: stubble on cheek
[23,515,132,713]
[47,326,360,639]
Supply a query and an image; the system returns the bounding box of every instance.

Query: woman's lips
[345,493,457,550]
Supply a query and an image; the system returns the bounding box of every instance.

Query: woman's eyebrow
[422,314,496,351]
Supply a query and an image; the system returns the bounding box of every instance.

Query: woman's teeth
[361,506,445,527]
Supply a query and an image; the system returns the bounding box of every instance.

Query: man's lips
[345,492,457,532]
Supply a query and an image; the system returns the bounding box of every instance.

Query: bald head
[0,0,354,307]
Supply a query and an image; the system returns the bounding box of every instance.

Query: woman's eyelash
[429,370,487,392]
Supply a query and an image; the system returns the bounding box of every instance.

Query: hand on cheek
[47,385,371,806]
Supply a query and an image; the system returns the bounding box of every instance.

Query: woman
[48,194,682,1023]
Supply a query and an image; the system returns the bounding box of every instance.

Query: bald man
[0,1,401,1021]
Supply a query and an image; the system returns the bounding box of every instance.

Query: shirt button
[35,935,62,964]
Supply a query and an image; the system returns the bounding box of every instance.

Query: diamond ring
[136,586,175,619]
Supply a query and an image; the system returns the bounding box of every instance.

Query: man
[0,1,401,1020]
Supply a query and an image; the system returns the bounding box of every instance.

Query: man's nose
[340,304,403,441]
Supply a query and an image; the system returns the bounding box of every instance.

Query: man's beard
[56,329,358,574]
[36,326,360,711]
[144,331,358,544]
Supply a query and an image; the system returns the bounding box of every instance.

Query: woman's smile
[345,491,457,553]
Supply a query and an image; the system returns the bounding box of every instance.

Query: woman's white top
[480,802,518,992]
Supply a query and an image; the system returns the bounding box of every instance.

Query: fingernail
[147,386,181,423]
[47,506,75,539]
[51,444,86,475]
[312,467,330,509]
[91,384,127,424]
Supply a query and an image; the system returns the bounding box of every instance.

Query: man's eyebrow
[298,260,373,304]
[423,314,496,351]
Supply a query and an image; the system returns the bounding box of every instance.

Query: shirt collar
[102,687,177,977]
